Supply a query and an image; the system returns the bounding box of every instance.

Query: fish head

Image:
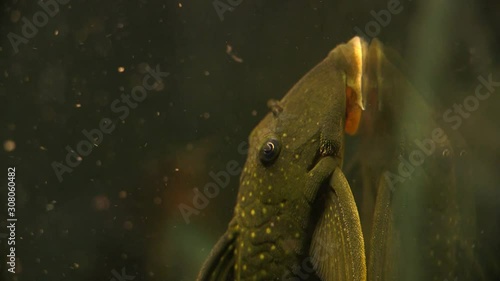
[238,36,366,206]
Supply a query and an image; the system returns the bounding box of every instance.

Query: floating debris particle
[204,70,210,76]
[118,190,127,199]
[3,139,16,152]
[202,112,210,119]
[251,110,257,116]
[226,44,244,63]
[46,203,55,211]
[75,103,82,108]
[92,195,110,211]
[178,3,183,7]
[117,66,125,73]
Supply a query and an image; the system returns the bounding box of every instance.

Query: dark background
[0,0,499,280]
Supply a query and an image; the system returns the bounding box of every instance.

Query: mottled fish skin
[197,37,367,281]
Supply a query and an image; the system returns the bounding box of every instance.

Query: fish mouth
[337,36,368,136]
[349,36,367,111]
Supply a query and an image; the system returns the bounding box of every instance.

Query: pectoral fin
[309,168,366,281]
[367,174,398,281]
[196,231,237,281]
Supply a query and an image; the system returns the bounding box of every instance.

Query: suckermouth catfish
[197,37,368,281]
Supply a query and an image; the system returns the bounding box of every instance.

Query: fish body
[197,37,367,281]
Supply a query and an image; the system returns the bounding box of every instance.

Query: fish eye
[259,138,281,165]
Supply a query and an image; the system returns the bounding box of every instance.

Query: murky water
[1,0,499,280]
